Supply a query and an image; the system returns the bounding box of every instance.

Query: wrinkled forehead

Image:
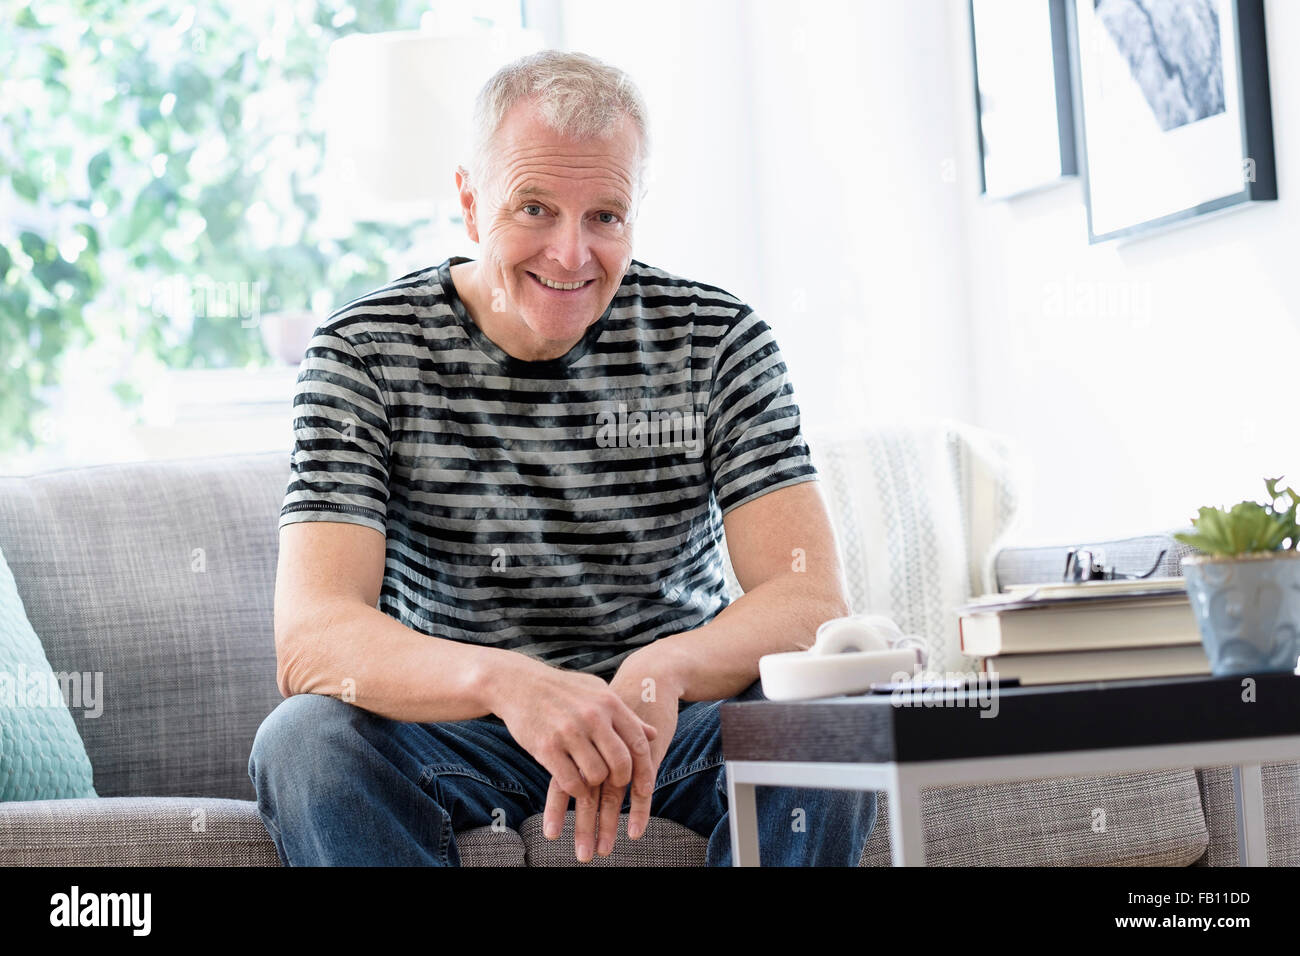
[482,102,644,202]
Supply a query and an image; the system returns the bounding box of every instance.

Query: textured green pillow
[0,544,97,800]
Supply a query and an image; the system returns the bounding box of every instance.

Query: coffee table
[721,672,1300,866]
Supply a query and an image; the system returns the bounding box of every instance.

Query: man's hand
[491,656,659,861]
[540,644,684,861]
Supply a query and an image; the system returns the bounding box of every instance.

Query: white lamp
[321,26,544,225]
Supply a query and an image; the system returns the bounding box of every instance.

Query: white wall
[742,0,974,432]
[557,0,974,433]
[950,0,1300,544]
[558,0,764,301]
[556,0,1296,548]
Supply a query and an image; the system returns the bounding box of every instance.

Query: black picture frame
[970,0,1078,200]
[1070,0,1277,244]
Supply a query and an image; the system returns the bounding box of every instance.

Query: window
[0,0,524,472]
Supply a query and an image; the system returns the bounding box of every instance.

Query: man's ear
[455,165,479,242]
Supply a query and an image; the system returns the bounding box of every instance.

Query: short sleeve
[705,309,817,515]
[279,325,391,535]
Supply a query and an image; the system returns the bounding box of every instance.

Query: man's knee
[249,693,362,787]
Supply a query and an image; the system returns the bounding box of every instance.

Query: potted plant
[1174,477,1300,676]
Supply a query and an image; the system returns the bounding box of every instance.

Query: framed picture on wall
[970,0,1078,199]
[1071,0,1277,243]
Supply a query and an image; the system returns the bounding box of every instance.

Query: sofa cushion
[862,771,1208,866]
[517,769,1209,867]
[0,797,280,866]
[0,453,288,799]
[0,779,1207,867]
[519,812,707,866]
[0,544,96,800]
[0,796,519,867]
[1193,763,1300,866]
[457,825,529,866]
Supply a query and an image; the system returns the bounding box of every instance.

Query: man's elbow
[773,570,851,634]
[275,644,300,699]
[816,593,852,627]
[274,620,310,698]
[826,594,851,621]
[275,661,296,699]
[802,572,851,623]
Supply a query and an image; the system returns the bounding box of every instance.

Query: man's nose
[547,217,592,274]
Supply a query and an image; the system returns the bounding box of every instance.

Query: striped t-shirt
[279,255,817,680]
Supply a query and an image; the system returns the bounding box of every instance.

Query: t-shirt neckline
[438,256,615,376]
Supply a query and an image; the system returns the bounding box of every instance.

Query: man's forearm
[631,572,850,703]
[277,601,535,723]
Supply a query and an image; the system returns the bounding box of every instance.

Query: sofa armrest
[0,796,280,866]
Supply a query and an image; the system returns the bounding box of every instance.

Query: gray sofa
[1,433,1296,866]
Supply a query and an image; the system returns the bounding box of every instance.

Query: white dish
[759,647,921,701]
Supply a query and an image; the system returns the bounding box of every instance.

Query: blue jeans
[248,678,876,866]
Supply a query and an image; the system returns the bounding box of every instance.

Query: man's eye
[596,211,619,225]
[522,204,543,216]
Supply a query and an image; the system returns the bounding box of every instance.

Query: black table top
[720,672,1300,764]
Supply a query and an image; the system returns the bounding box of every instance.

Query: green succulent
[1174,477,1300,557]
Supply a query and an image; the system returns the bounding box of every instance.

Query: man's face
[462,101,640,352]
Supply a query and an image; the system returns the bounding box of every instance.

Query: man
[249,49,876,866]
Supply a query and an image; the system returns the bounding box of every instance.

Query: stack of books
[957,577,1207,685]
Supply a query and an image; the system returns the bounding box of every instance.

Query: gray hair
[464,50,651,202]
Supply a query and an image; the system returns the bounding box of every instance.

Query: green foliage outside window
[0,0,471,455]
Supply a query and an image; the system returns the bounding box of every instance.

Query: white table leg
[889,770,926,867]
[1232,763,1269,867]
[727,762,761,867]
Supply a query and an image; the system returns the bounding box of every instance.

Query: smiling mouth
[528,272,595,292]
